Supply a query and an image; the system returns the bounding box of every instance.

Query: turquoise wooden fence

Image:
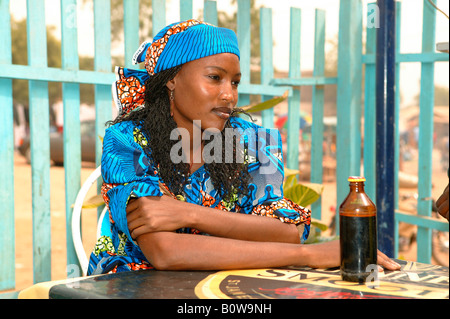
[362,1,449,263]
[0,0,448,292]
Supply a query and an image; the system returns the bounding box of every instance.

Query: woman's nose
[220,82,235,103]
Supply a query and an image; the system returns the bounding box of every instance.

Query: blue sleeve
[101,122,162,241]
[234,120,285,210]
[233,119,311,241]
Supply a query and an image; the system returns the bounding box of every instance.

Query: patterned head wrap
[112,19,240,116]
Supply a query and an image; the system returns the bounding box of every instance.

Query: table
[18,259,448,299]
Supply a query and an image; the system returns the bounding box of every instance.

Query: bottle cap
[348,176,366,182]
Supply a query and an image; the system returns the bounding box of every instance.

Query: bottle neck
[349,182,365,192]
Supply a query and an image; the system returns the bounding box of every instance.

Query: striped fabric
[151,21,240,74]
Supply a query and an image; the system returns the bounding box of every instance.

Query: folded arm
[126,195,301,244]
[127,196,401,271]
[136,232,401,271]
[137,231,331,270]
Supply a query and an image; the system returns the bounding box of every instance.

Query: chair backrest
[71,166,108,276]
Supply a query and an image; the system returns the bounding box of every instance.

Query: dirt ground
[11,153,99,292]
[6,149,449,293]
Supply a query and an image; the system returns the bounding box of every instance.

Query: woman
[88,20,400,275]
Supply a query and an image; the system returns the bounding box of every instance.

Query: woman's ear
[166,77,176,91]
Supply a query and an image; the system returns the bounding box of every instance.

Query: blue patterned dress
[87,117,311,275]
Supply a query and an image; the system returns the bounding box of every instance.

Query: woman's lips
[212,107,232,120]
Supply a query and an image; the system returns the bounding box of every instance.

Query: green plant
[282,169,333,243]
[239,90,289,113]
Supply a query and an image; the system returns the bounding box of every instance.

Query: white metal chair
[72,166,109,276]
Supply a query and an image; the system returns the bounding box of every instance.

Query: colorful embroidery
[117,232,128,256]
[133,127,148,147]
[113,67,146,116]
[93,235,115,257]
[251,198,311,226]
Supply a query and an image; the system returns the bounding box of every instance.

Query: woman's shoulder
[106,120,137,136]
[103,120,150,152]
[105,120,148,142]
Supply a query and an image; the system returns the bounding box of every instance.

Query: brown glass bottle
[339,176,377,283]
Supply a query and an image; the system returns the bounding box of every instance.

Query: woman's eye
[232,80,240,87]
[208,75,220,81]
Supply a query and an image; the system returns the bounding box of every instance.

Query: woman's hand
[376,249,402,271]
[436,184,449,221]
[302,240,401,271]
[126,195,190,239]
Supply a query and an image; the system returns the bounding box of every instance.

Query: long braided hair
[108,65,251,203]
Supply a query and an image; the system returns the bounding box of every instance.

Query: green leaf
[311,218,328,231]
[240,90,289,113]
[283,170,298,189]
[284,182,323,207]
[283,168,300,189]
[305,234,339,244]
[284,168,300,177]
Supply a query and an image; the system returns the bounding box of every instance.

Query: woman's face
[167,53,241,135]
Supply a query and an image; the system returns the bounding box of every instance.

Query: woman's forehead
[182,53,241,74]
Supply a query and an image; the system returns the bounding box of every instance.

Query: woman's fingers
[436,184,449,220]
[436,184,448,207]
[127,216,146,236]
[130,224,148,240]
[377,250,401,271]
[126,197,138,213]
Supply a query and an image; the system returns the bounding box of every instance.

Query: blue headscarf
[112,19,240,116]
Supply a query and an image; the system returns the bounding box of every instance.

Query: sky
[9,0,450,107]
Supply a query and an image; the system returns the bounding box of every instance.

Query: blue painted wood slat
[286,7,301,171]
[260,7,274,129]
[124,0,140,69]
[271,77,337,86]
[94,0,112,169]
[204,0,218,26]
[152,0,166,37]
[93,0,113,220]
[237,0,251,108]
[61,0,82,272]
[416,0,437,264]
[180,0,193,21]
[335,0,363,234]
[310,9,326,221]
[364,2,378,202]
[239,83,292,97]
[363,52,448,64]
[0,0,16,291]
[0,64,116,84]
[26,0,52,284]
